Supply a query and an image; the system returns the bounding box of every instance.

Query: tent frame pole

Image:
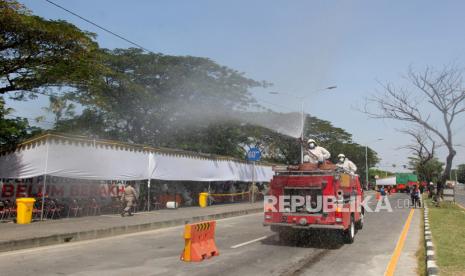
[147,179,151,212]
[40,175,47,221]
[40,138,50,221]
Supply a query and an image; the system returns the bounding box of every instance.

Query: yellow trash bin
[16,198,36,224]
[199,192,209,208]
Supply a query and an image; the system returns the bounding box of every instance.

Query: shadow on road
[261,230,344,250]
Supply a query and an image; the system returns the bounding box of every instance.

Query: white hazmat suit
[303,139,331,164]
[336,155,357,174]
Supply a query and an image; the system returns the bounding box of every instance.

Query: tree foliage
[456,164,465,183]
[304,116,379,184]
[0,0,102,98]
[54,48,269,156]
[408,156,444,184]
[0,1,379,169]
[0,97,41,147]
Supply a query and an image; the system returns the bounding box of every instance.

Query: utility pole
[251,161,256,203]
[365,145,369,190]
[364,138,383,190]
[300,101,304,164]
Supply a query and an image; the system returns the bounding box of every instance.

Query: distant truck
[395,173,419,192]
[263,163,364,244]
[375,173,420,193]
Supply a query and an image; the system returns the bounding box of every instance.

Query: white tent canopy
[376,176,396,186]
[0,134,274,182]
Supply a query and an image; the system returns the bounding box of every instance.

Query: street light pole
[365,138,383,190]
[365,145,368,190]
[300,100,305,164]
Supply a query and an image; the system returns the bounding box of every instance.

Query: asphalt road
[456,184,465,207]
[0,193,418,276]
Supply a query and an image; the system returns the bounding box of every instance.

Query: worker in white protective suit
[303,139,331,164]
[336,153,357,174]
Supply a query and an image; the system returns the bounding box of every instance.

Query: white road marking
[231,236,268,249]
[0,212,262,257]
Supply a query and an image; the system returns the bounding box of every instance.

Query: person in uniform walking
[121,182,138,217]
[249,182,259,202]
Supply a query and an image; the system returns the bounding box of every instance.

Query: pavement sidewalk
[0,202,262,253]
[394,207,421,276]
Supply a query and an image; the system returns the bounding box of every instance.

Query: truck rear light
[298,218,308,225]
[335,206,343,223]
[265,215,272,220]
[264,203,275,212]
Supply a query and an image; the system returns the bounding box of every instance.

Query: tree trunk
[441,148,456,184]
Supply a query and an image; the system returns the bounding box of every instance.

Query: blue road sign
[247,147,261,161]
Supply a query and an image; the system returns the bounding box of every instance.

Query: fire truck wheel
[342,215,355,244]
[356,210,364,230]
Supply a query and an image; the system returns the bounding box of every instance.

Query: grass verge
[425,197,465,275]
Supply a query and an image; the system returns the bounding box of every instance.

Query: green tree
[36,95,76,125]
[0,0,102,98]
[304,115,379,183]
[369,168,394,179]
[456,164,465,183]
[0,97,41,147]
[408,156,444,184]
[59,48,267,148]
[258,114,379,172]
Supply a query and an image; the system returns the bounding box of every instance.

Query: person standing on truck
[336,153,357,174]
[303,139,331,164]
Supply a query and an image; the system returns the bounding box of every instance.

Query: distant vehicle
[395,173,418,192]
[263,162,364,244]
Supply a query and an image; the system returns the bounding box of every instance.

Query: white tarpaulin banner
[0,136,273,182]
[376,176,396,186]
[152,153,271,182]
[0,140,49,179]
[46,141,150,180]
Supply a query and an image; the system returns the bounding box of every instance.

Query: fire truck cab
[263,163,364,244]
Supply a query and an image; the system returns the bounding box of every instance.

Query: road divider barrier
[423,204,438,276]
[180,220,219,262]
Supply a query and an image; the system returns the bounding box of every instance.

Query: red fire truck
[263,163,364,244]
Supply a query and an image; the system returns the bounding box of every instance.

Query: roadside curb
[0,207,262,253]
[423,199,439,276]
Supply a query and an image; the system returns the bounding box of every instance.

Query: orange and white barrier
[180,220,219,262]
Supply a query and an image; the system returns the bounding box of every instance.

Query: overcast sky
[11,0,465,171]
